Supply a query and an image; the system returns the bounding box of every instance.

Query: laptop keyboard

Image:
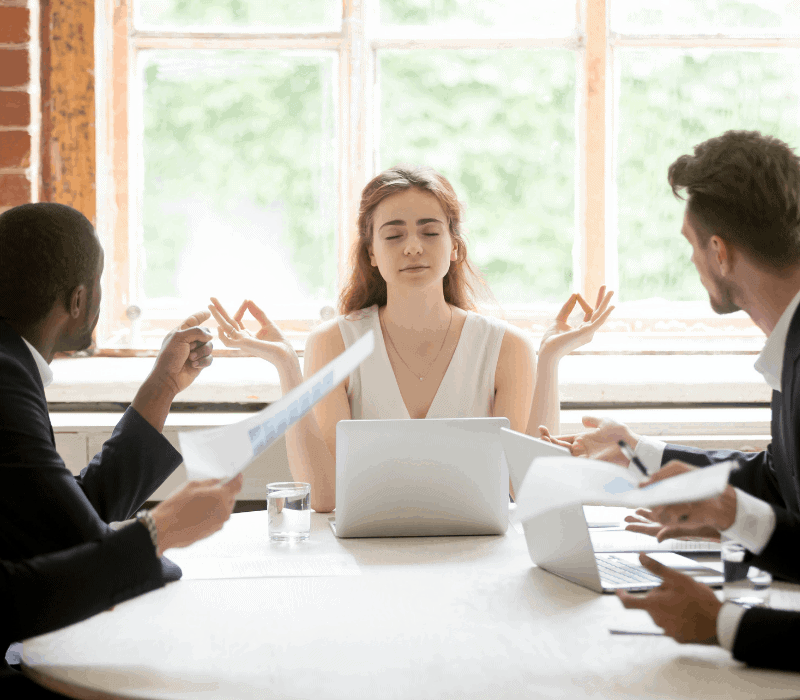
[597,555,663,588]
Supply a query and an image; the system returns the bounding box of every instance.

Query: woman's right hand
[150,474,243,556]
[208,297,296,366]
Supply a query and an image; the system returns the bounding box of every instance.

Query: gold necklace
[380,306,454,382]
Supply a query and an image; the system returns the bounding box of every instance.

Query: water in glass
[267,482,310,542]
[722,541,771,607]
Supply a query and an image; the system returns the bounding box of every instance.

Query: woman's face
[368,188,457,292]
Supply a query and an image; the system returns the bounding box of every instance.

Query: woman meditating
[209,166,613,512]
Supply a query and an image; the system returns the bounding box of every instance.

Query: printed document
[514,455,734,524]
[179,330,374,480]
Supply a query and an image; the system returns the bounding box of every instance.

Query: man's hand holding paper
[178,330,374,481]
[513,454,735,524]
[621,460,737,542]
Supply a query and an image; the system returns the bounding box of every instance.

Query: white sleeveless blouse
[337,305,507,420]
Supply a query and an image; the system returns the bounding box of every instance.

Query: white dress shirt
[631,286,800,650]
[21,337,54,388]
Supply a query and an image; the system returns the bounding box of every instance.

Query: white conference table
[21,511,800,700]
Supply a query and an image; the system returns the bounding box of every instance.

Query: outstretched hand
[538,286,615,361]
[624,507,722,543]
[539,415,638,467]
[628,460,737,536]
[208,297,296,365]
[617,553,722,644]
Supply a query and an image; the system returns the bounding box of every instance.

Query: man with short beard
[544,131,800,669]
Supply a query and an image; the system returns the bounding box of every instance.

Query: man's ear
[68,284,87,319]
[709,236,731,276]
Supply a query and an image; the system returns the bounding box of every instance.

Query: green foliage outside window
[142,51,336,301]
[380,50,576,304]
[617,50,800,301]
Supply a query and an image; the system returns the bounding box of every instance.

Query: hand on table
[538,286,615,362]
[208,297,296,366]
[617,553,722,644]
[150,474,243,557]
[539,415,639,468]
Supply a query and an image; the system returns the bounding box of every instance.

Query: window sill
[46,353,771,406]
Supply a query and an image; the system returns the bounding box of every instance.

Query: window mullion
[338,0,371,295]
[582,0,606,302]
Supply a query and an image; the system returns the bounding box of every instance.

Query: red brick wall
[0,0,31,213]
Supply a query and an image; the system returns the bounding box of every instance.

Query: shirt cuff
[719,488,777,555]
[717,602,747,651]
[633,436,666,476]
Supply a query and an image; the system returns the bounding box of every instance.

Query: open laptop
[331,418,510,538]
[500,428,728,593]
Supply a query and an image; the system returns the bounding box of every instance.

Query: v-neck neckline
[373,306,472,419]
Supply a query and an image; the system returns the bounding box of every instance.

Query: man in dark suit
[542,130,800,667]
[0,202,240,696]
[617,460,800,672]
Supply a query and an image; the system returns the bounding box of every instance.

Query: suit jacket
[0,319,183,671]
[662,302,800,582]
[732,607,800,672]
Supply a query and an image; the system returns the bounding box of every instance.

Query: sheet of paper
[514,455,734,524]
[179,331,374,480]
[583,505,638,527]
[590,529,721,553]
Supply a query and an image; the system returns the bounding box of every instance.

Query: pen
[618,440,648,478]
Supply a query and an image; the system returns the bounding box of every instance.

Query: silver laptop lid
[335,418,510,538]
[499,427,569,494]
[502,429,726,593]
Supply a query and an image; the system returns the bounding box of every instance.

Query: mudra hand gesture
[208,297,295,365]
[539,286,615,361]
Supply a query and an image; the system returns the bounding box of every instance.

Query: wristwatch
[135,509,159,552]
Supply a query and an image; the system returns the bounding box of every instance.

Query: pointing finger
[209,297,238,328]
[208,304,235,333]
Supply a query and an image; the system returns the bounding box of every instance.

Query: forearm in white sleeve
[720,489,777,555]
[632,436,666,476]
[716,602,747,651]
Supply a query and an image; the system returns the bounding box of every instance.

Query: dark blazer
[0,319,183,674]
[733,607,800,672]
[662,301,800,581]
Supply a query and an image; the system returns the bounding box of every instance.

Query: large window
[98,0,799,352]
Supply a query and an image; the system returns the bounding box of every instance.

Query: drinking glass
[267,482,311,542]
[721,540,771,607]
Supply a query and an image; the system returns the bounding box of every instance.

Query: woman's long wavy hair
[338,166,488,315]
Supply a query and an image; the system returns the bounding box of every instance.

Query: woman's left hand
[538,286,615,361]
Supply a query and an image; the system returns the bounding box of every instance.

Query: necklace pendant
[419,376,424,381]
